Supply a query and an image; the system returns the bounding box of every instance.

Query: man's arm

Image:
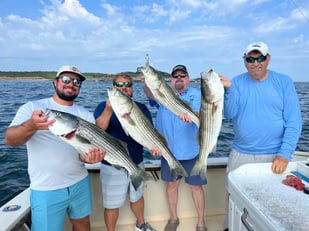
[5,110,54,147]
[95,100,113,130]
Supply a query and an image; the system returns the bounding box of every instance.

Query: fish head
[107,87,133,118]
[45,109,78,137]
[140,55,161,89]
[200,69,224,103]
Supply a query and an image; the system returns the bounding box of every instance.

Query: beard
[55,88,78,101]
[174,80,185,91]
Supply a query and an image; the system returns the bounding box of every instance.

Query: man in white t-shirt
[5,66,105,231]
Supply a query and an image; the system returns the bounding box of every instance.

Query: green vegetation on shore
[0,70,171,81]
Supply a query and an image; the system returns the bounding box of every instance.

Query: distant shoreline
[0,76,48,81]
[0,76,114,81]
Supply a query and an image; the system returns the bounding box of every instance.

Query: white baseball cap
[244,42,269,56]
[56,65,86,81]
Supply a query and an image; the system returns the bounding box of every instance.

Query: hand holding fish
[190,69,224,179]
[108,87,188,179]
[149,147,163,157]
[219,75,232,88]
[178,113,193,123]
[140,57,200,127]
[5,110,56,147]
[33,110,55,130]
[80,147,106,164]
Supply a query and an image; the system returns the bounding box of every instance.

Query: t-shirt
[9,97,94,190]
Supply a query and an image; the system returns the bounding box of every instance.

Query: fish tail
[170,164,188,180]
[131,168,152,190]
[190,158,207,180]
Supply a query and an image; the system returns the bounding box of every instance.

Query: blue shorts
[30,176,92,231]
[161,155,207,185]
[100,163,144,209]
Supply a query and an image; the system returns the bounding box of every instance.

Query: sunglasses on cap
[113,81,133,88]
[245,55,267,63]
[172,74,187,79]
[57,75,82,87]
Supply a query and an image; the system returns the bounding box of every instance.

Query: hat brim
[58,71,86,81]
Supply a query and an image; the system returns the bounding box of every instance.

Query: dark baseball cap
[171,64,188,75]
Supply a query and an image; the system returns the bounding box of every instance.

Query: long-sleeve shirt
[224,70,302,160]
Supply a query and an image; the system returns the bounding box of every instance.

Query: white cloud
[0,0,308,81]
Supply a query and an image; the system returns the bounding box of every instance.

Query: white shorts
[99,163,144,209]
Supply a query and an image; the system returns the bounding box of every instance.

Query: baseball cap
[56,65,86,81]
[244,42,269,56]
[171,64,188,75]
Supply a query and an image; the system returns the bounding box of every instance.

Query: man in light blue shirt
[221,42,302,230]
[146,65,207,231]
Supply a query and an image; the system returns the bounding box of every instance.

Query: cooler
[227,161,309,231]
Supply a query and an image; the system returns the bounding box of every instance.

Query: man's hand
[149,147,163,157]
[80,147,106,164]
[271,156,289,174]
[219,75,232,88]
[33,110,55,130]
[178,113,192,123]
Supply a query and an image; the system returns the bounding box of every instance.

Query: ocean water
[0,80,308,207]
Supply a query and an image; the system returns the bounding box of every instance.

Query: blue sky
[0,0,308,81]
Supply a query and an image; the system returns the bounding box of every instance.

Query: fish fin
[156,132,169,147]
[211,145,217,154]
[122,128,130,136]
[120,120,136,137]
[127,117,136,126]
[112,164,124,170]
[118,140,130,155]
[212,103,218,116]
[183,100,192,108]
[168,159,188,180]
[155,89,166,98]
[190,158,207,180]
[76,134,92,144]
[131,168,153,190]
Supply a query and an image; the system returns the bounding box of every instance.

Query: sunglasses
[245,55,267,63]
[172,74,187,79]
[113,81,133,88]
[58,75,82,87]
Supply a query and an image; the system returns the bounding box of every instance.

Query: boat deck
[85,161,228,231]
[2,153,308,231]
[91,214,225,231]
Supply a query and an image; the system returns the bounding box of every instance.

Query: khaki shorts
[226,149,276,173]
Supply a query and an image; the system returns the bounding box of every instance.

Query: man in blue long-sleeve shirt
[220,41,302,230]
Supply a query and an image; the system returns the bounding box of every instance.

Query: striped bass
[140,57,200,127]
[46,109,151,190]
[190,70,224,179]
[107,87,188,180]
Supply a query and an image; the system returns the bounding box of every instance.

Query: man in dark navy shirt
[94,73,156,231]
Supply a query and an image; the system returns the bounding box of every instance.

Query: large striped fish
[140,56,200,127]
[46,109,152,190]
[190,69,224,179]
[108,87,188,180]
